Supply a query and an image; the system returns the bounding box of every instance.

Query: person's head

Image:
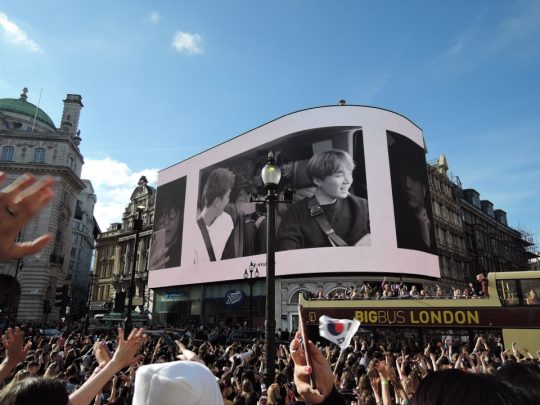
[413,369,519,405]
[495,362,540,403]
[26,361,40,375]
[50,351,62,363]
[133,360,223,405]
[233,394,247,405]
[241,378,253,394]
[0,377,69,405]
[219,380,232,399]
[267,383,281,405]
[399,172,425,211]
[202,168,235,211]
[244,391,258,405]
[307,149,355,201]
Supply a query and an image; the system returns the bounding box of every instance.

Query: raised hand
[175,340,202,363]
[290,332,334,404]
[110,327,145,370]
[0,172,55,260]
[2,327,32,365]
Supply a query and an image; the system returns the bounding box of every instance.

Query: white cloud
[0,12,41,52]
[172,31,203,54]
[81,158,159,230]
[149,11,161,23]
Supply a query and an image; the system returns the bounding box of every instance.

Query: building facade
[428,155,535,285]
[89,177,155,318]
[68,180,99,320]
[0,88,90,321]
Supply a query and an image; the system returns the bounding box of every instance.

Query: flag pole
[333,348,345,375]
[31,88,43,133]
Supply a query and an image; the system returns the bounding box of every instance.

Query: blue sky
[1,0,539,248]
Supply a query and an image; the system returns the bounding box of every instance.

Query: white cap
[133,361,223,405]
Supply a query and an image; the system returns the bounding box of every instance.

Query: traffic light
[114,291,125,313]
[43,299,51,314]
[54,285,69,308]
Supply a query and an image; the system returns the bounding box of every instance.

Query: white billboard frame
[149,105,440,289]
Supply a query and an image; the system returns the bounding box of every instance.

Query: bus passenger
[476,274,489,298]
[526,288,537,305]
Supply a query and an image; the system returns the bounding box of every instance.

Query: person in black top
[276,149,369,251]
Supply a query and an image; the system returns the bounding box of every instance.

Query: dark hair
[495,362,540,403]
[306,149,354,184]
[203,168,235,208]
[244,391,258,405]
[413,369,521,405]
[232,393,246,405]
[0,377,69,405]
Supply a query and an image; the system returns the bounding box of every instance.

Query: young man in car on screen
[276,149,370,250]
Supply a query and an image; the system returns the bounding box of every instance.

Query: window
[497,278,540,306]
[497,280,520,306]
[34,148,46,163]
[289,290,310,304]
[1,146,14,161]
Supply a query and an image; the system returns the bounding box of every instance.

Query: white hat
[133,361,223,405]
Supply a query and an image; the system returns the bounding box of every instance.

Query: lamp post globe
[261,151,281,188]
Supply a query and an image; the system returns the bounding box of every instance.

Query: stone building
[0,88,91,321]
[428,155,535,286]
[427,155,469,283]
[89,177,155,318]
[69,180,100,320]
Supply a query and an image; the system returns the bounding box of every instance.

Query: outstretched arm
[0,327,32,383]
[69,328,144,405]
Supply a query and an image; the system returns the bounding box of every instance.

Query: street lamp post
[83,272,96,335]
[5,258,23,327]
[261,151,281,387]
[243,262,260,329]
[124,205,145,335]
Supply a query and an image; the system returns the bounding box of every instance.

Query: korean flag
[319,315,360,350]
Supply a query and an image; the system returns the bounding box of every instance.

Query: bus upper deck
[299,270,540,352]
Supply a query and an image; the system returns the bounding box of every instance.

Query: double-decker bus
[300,270,540,353]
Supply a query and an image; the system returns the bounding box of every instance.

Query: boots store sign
[224,289,245,307]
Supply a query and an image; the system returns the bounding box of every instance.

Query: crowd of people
[0,321,539,405]
[1,173,539,405]
[306,274,490,301]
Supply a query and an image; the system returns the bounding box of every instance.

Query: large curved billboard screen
[149,106,439,288]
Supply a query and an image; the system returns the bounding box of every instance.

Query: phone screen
[298,304,316,389]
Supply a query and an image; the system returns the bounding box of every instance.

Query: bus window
[497,279,520,306]
[520,279,540,305]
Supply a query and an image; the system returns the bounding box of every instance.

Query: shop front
[153,279,265,327]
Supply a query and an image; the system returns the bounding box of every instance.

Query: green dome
[0,97,55,128]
